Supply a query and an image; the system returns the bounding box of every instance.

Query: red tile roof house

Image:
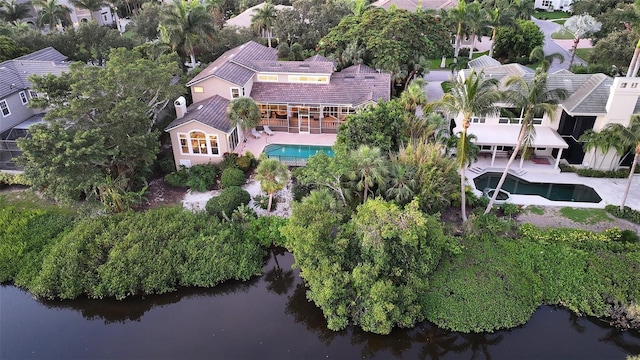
[165,41,391,169]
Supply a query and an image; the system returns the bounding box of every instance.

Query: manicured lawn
[533,10,571,20]
[575,48,592,61]
[0,188,96,213]
[554,19,566,25]
[551,29,574,40]
[559,207,613,225]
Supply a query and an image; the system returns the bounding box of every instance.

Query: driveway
[531,18,587,73]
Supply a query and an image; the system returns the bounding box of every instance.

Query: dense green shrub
[245,216,288,247]
[164,166,189,188]
[185,164,218,192]
[0,172,31,188]
[30,207,265,300]
[219,153,239,170]
[425,238,543,333]
[206,186,251,218]
[0,207,73,286]
[560,164,629,178]
[500,203,522,217]
[220,167,246,188]
[606,205,640,225]
[235,156,252,172]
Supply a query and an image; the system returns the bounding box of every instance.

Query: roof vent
[197,105,204,110]
[299,64,309,68]
[364,75,375,79]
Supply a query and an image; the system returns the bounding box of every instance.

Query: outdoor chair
[263,125,274,136]
[251,128,262,139]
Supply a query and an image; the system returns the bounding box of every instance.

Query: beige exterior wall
[168,121,233,170]
[243,76,255,98]
[190,77,239,103]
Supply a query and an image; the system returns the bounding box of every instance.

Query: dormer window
[621,82,628,88]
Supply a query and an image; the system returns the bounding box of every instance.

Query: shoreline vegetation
[1,187,639,335]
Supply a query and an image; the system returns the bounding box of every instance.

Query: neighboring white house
[371,0,458,11]
[535,0,573,12]
[19,0,115,29]
[451,55,639,172]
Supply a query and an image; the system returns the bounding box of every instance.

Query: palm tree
[465,1,489,59]
[429,69,502,222]
[70,0,106,21]
[33,0,70,31]
[509,0,534,20]
[350,145,389,203]
[0,0,31,22]
[251,1,277,48]
[484,69,567,214]
[385,163,417,206]
[400,78,427,115]
[447,1,469,60]
[578,129,621,170]
[349,0,370,16]
[563,14,602,69]
[602,116,640,211]
[486,1,515,58]
[529,45,564,72]
[256,158,289,212]
[159,0,215,69]
[227,97,261,144]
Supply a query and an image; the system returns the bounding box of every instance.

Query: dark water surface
[2,251,639,359]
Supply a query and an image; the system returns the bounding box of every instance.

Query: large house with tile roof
[165,41,390,169]
[0,47,70,170]
[454,55,639,172]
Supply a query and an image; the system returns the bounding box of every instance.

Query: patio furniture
[263,125,274,136]
[251,128,262,139]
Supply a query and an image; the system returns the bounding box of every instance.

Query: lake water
[2,250,639,359]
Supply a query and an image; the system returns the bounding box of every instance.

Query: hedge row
[0,206,287,300]
[606,205,640,225]
[559,164,634,178]
[0,172,31,187]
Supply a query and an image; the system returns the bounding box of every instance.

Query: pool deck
[238,131,337,159]
[238,133,639,212]
[466,157,640,211]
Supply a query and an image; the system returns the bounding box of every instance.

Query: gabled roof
[250,71,390,106]
[165,95,233,133]
[466,57,618,116]
[0,48,69,99]
[468,55,501,69]
[187,41,278,86]
[371,0,457,11]
[304,54,334,64]
[341,64,379,74]
[249,60,334,74]
[15,47,66,62]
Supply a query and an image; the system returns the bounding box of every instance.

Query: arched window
[179,131,220,156]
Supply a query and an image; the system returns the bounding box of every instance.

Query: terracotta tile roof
[341,64,379,74]
[249,60,334,74]
[250,72,390,106]
[165,95,233,133]
[187,41,277,86]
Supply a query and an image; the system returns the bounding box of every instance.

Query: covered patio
[257,103,355,134]
[469,125,569,172]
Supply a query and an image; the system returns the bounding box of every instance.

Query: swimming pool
[473,172,602,203]
[263,144,334,165]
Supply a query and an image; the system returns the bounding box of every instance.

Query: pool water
[263,144,334,162]
[474,172,602,203]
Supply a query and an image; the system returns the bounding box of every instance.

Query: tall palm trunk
[620,148,639,211]
[267,191,274,212]
[454,22,462,60]
[459,119,470,222]
[469,34,476,59]
[189,52,196,68]
[484,126,526,214]
[489,27,496,58]
[568,37,579,69]
[363,180,369,203]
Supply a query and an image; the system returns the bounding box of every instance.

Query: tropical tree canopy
[227,97,261,141]
[255,158,289,212]
[159,0,216,68]
[33,0,71,30]
[18,48,185,203]
[251,1,277,47]
[0,0,31,22]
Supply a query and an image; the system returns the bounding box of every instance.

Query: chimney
[174,96,187,119]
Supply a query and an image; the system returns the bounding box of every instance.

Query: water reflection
[39,275,260,324]
[1,251,639,360]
